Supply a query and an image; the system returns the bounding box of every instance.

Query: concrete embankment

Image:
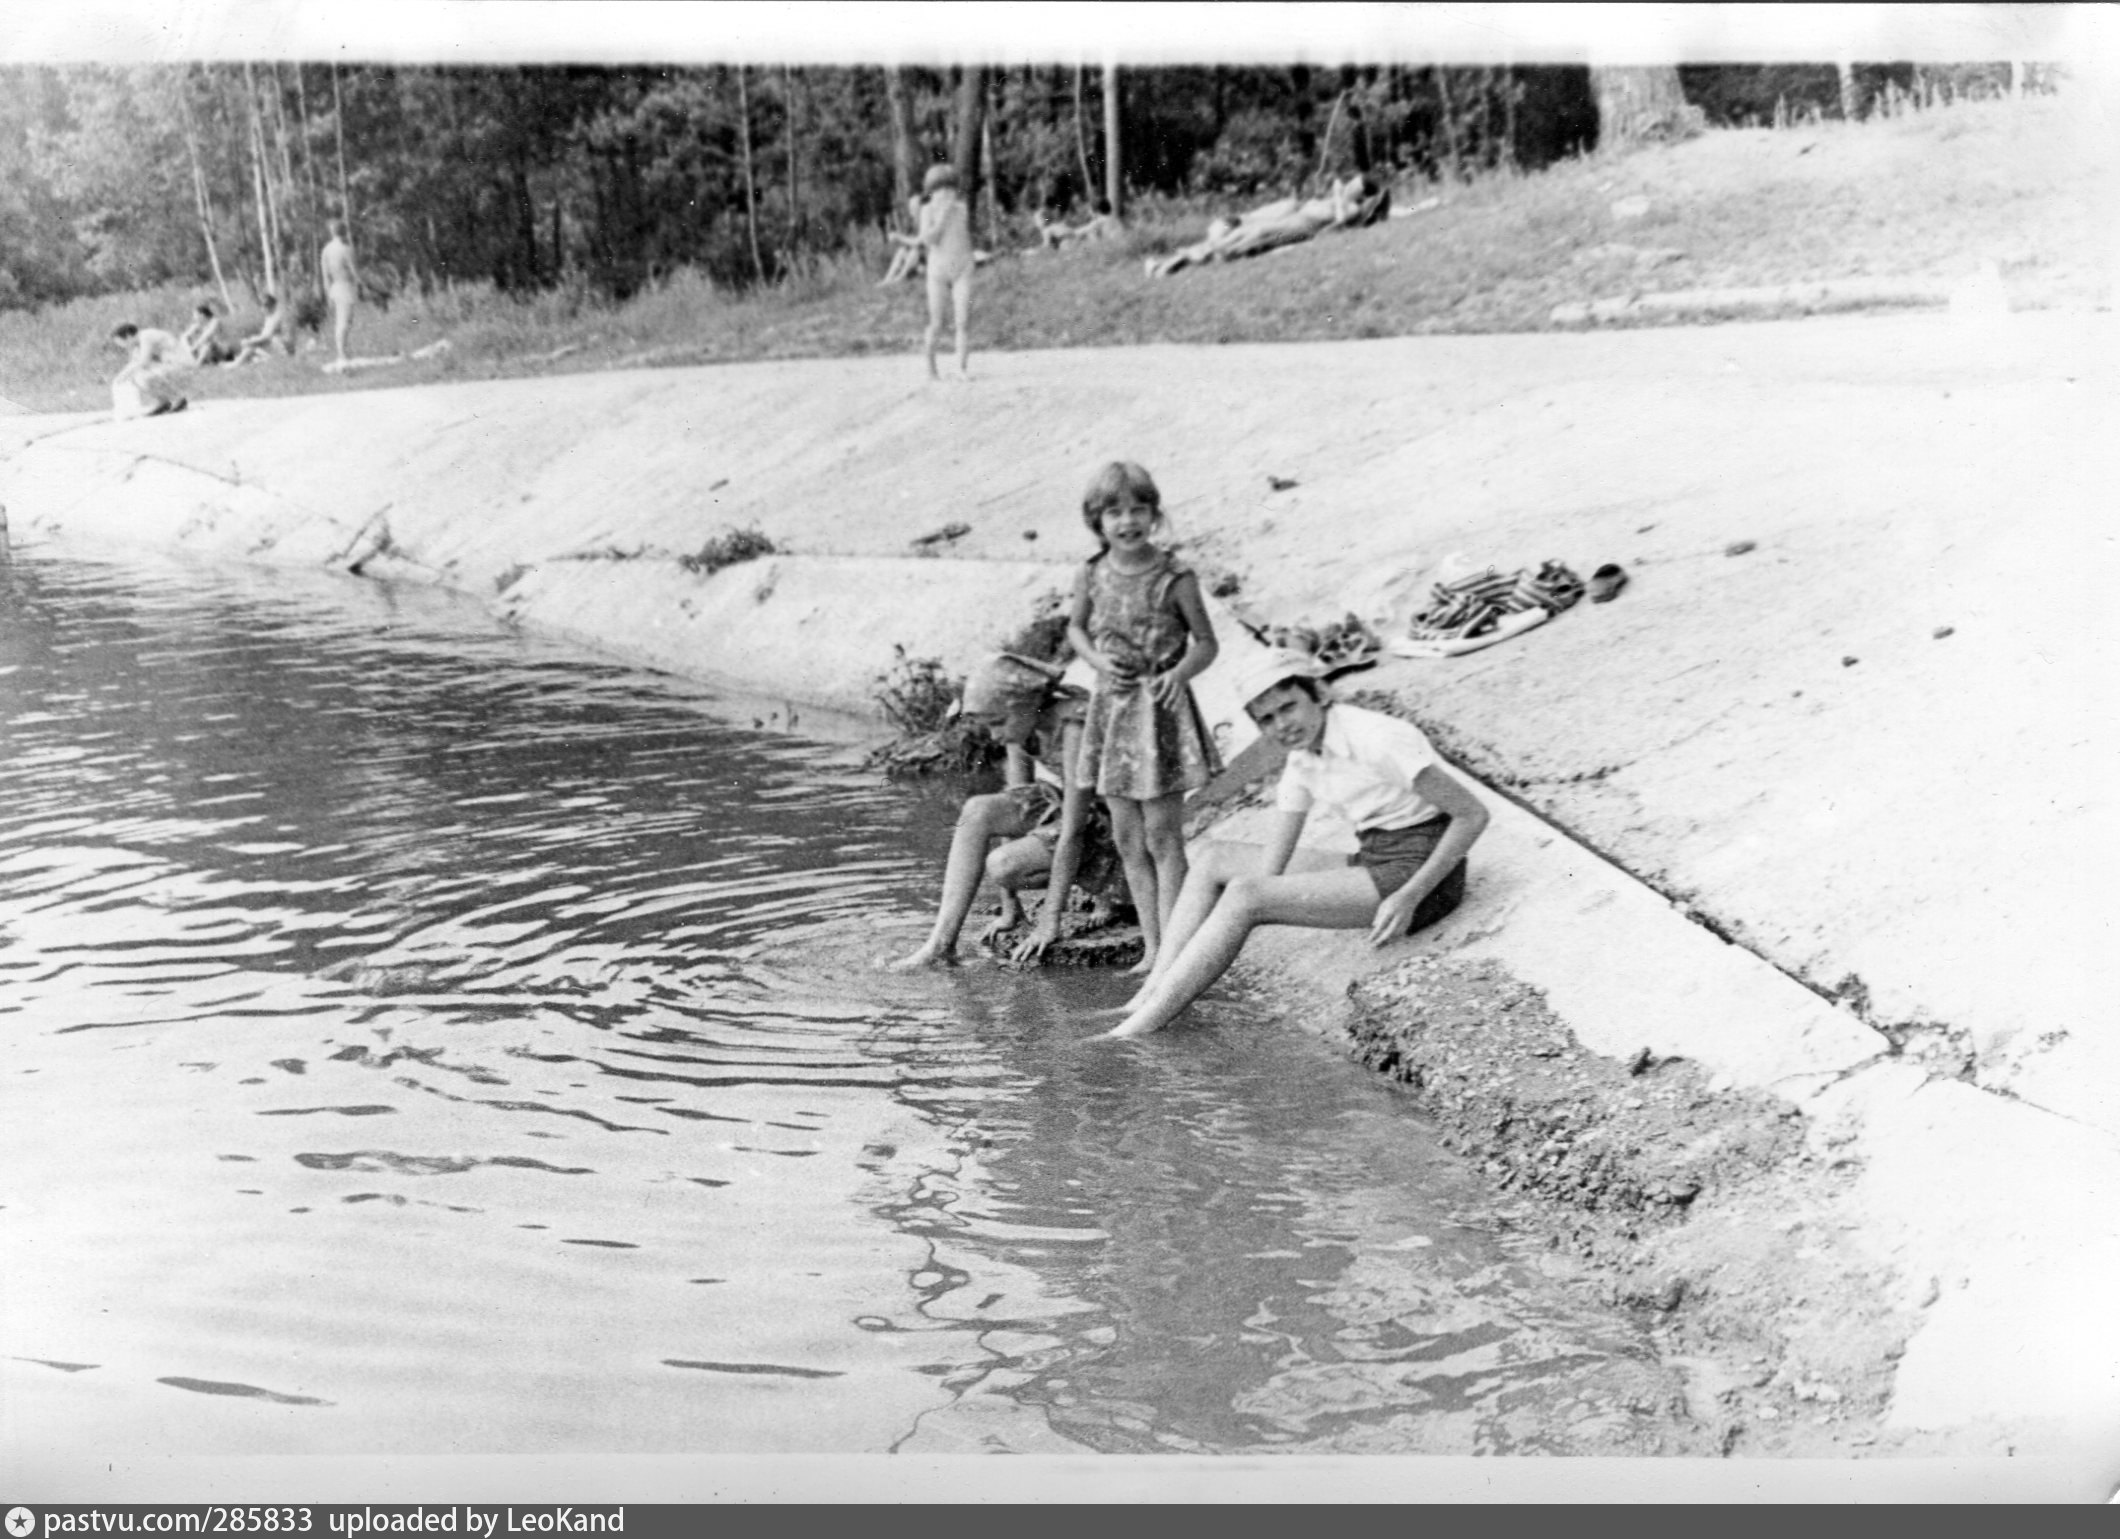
[3,310,2113,1457]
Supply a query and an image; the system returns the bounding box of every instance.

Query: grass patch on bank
[0,92,2099,416]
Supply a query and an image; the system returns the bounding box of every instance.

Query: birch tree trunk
[242,63,278,297]
[267,65,300,282]
[175,69,234,311]
[883,66,920,211]
[1101,62,1121,217]
[735,65,766,283]
[1434,67,1462,181]
[292,65,327,259]
[331,63,351,226]
[1073,66,1096,205]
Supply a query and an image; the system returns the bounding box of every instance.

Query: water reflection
[0,552,1700,1459]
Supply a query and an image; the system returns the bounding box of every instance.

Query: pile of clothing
[1404,560,1585,644]
[1265,612,1383,676]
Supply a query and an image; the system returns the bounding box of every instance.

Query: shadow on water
[0,550,1708,1459]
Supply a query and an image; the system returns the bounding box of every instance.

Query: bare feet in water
[882,942,955,972]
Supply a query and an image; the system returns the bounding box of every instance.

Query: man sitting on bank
[1106,648,1487,1037]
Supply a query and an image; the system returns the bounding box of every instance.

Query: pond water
[0,551,1702,1461]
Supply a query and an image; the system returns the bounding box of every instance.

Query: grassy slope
[0,93,2101,416]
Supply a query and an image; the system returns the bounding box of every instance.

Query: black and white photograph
[1,1,2113,1507]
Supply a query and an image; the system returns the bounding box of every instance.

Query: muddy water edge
[0,548,1886,1461]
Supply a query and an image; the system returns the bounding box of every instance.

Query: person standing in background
[916,165,974,380]
[319,221,360,368]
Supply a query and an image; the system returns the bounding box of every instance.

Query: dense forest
[0,60,2037,313]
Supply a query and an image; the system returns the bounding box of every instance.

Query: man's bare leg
[1106,864,1379,1037]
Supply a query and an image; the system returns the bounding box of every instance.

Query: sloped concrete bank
[2,312,2113,1464]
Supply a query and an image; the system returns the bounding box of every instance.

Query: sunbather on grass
[1147,174,1387,278]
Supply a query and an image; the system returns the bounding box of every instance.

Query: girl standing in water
[1066,463,1221,975]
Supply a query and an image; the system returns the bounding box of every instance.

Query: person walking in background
[1106,650,1488,1039]
[108,322,192,418]
[1066,462,1221,977]
[319,221,360,367]
[916,164,974,379]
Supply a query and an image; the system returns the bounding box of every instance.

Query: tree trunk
[1835,60,1859,120]
[1073,66,1095,206]
[951,65,985,215]
[782,63,800,248]
[883,66,920,211]
[1101,62,1122,217]
[268,65,300,286]
[292,65,326,264]
[242,63,278,298]
[1434,67,1463,180]
[175,70,235,311]
[1590,65,1696,150]
[331,63,351,225]
[513,159,538,287]
[735,65,766,283]
[981,98,999,236]
[1314,89,1346,188]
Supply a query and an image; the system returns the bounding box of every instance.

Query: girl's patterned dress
[1075,549,1222,799]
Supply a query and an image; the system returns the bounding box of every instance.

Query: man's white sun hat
[1228,647,1323,711]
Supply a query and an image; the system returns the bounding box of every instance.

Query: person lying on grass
[1145,173,1388,278]
[1105,648,1487,1038]
[886,652,1120,970]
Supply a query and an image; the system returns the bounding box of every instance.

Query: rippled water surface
[0,552,1697,1459]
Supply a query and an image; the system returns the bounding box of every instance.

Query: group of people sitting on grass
[107,293,292,419]
[179,295,291,367]
[887,460,1489,1043]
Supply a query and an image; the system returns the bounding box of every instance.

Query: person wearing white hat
[1106,648,1489,1038]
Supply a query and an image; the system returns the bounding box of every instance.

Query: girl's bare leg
[951,273,972,376]
[923,275,947,380]
[886,797,1039,969]
[1104,796,1160,975]
[1106,864,1380,1037]
[1139,792,1189,974]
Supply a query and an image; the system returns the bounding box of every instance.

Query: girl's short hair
[922,164,958,194]
[959,653,1054,719]
[1080,461,1163,543]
